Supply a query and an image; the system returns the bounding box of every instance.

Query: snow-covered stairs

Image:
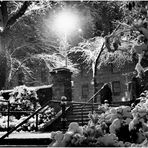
[66,103,100,126]
[41,102,100,132]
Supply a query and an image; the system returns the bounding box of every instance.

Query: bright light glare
[78,28,82,33]
[122,97,126,102]
[54,11,78,35]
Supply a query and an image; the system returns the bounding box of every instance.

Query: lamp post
[60,96,67,132]
[51,10,80,102]
[63,32,68,67]
[54,10,79,67]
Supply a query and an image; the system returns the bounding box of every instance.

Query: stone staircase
[66,103,100,126]
[42,101,131,132]
[0,101,131,146]
[41,102,100,132]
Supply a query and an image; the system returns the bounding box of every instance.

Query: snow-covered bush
[49,90,148,147]
[0,85,56,132]
[9,85,40,112]
[0,107,55,132]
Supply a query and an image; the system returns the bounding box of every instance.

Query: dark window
[96,83,104,90]
[82,84,89,99]
[81,65,88,78]
[96,83,104,101]
[112,81,121,96]
[18,73,24,85]
[110,63,120,74]
[41,68,47,83]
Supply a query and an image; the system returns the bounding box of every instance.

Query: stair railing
[0,99,10,132]
[81,88,102,126]
[0,99,53,140]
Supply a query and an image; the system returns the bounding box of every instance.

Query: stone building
[9,59,135,103]
[72,62,135,103]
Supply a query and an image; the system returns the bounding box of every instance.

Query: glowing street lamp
[54,10,79,67]
[54,10,78,35]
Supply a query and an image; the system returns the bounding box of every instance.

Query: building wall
[9,62,135,103]
[9,66,53,89]
[72,69,94,102]
[72,63,135,102]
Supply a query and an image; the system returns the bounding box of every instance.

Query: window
[96,83,104,90]
[80,65,88,78]
[96,83,104,101]
[112,81,121,96]
[82,84,89,99]
[18,73,24,85]
[110,63,120,74]
[41,68,47,83]
[127,82,132,92]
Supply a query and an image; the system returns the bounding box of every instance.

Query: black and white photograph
[0,0,148,147]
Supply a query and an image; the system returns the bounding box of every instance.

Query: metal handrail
[80,88,102,126]
[81,88,102,109]
[0,99,52,140]
[0,99,10,132]
[0,98,71,139]
[71,101,101,105]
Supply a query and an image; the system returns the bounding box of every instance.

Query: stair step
[72,109,98,112]
[67,121,89,126]
[67,120,89,124]
[70,112,89,116]
[0,138,51,146]
[0,145,49,147]
[41,103,102,132]
[71,111,90,114]
[67,117,89,121]
[73,106,98,109]
[72,105,98,108]
[72,103,99,106]
[71,111,101,115]
[70,110,101,114]
[67,114,89,118]
[0,132,52,146]
[72,108,98,112]
[67,118,90,123]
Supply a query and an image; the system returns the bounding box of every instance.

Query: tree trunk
[0,1,32,90]
[0,33,8,90]
[93,43,105,103]
[93,67,98,103]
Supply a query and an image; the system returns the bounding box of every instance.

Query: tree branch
[10,57,32,81]
[104,24,121,51]
[1,1,8,27]
[93,43,105,78]
[6,1,32,29]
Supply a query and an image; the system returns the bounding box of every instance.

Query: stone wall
[72,63,135,102]
[7,62,135,103]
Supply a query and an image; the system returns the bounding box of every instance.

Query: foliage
[0,107,55,132]
[0,85,56,131]
[8,85,40,111]
[69,1,148,80]
[70,35,133,71]
[50,90,148,147]
[69,1,123,38]
[90,1,123,35]
[98,47,132,69]
[0,1,70,89]
[3,1,148,88]
[5,1,80,86]
[0,1,124,88]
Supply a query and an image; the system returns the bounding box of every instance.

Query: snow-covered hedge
[0,107,55,132]
[49,90,148,147]
[9,85,40,111]
[0,85,56,131]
